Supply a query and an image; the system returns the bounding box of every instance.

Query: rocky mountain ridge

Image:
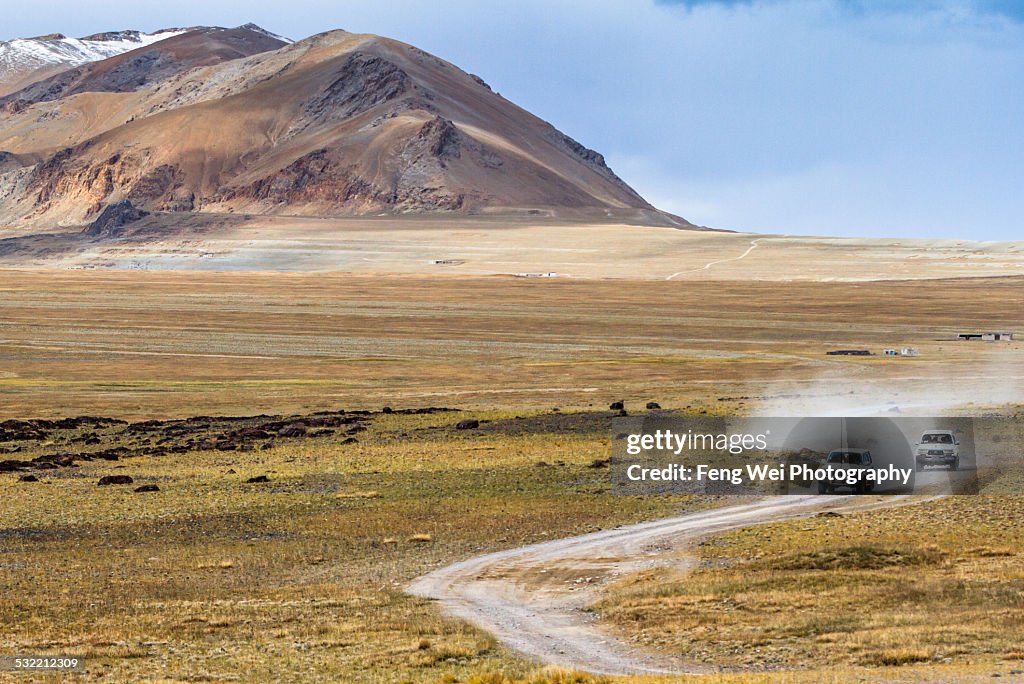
[0,25,689,232]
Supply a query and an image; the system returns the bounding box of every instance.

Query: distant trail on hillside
[666,237,765,280]
[408,494,915,676]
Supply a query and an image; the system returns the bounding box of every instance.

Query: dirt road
[408,494,915,675]
[665,237,765,280]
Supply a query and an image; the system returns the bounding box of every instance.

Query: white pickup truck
[915,430,960,471]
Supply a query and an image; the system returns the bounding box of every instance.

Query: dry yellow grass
[0,410,690,682]
[0,269,1021,419]
[1,267,1023,681]
[598,496,1024,676]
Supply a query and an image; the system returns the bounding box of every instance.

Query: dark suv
[818,449,874,494]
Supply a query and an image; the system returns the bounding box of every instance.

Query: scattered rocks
[277,423,307,438]
[455,419,480,430]
[236,428,272,440]
[97,475,134,486]
[0,407,457,476]
[305,415,359,428]
[134,484,160,493]
[0,460,30,472]
[646,402,661,410]
[609,401,624,410]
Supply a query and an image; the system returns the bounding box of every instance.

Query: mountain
[1,26,288,106]
[0,25,688,232]
[0,29,186,96]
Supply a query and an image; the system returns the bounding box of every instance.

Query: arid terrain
[3,215,1024,278]
[0,265,1021,419]
[2,401,1022,682]
[2,18,1023,684]
[0,27,678,234]
[1,237,1021,681]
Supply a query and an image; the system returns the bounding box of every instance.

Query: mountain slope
[0,29,186,96]
[0,28,688,230]
[0,26,287,107]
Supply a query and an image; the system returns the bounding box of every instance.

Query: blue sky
[5,1,1023,239]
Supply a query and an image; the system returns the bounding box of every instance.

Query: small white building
[883,347,919,357]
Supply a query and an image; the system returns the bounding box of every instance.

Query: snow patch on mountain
[0,29,186,75]
[238,23,293,44]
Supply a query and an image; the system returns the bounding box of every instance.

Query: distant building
[882,347,919,357]
[955,332,1014,342]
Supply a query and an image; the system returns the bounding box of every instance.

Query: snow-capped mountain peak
[237,23,293,44]
[0,28,187,76]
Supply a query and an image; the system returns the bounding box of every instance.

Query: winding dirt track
[665,237,765,280]
[408,494,916,675]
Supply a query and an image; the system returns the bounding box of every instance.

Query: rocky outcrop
[97,474,134,486]
[26,145,196,222]
[128,164,194,210]
[406,115,462,163]
[303,52,412,125]
[84,200,150,237]
[0,151,20,172]
[220,149,389,209]
[222,116,480,213]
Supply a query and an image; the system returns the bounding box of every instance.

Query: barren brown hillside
[0,27,684,230]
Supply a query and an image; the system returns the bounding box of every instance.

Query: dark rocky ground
[0,406,456,475]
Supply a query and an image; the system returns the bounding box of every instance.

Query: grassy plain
[1,263,1023,682]
[0,269,1022,419]
[598,496,1024,679]
[0,409,692,682]
[3,407,1022,682]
